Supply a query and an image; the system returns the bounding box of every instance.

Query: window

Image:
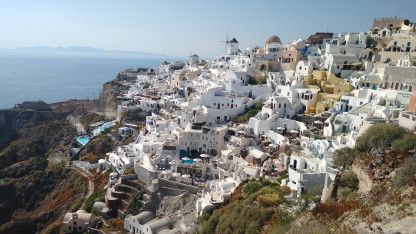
[408,42,411,46]
[69,227,72,230]
[394,41,397,46]
[79,227,82,231]
[74,222,76,225]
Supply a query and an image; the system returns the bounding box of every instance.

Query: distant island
[0,46,171,59]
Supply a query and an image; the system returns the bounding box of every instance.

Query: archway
[179,150,187,159]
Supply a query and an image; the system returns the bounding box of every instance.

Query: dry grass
[44,188,76,212]
[311,200,359,219]
[80,153,97,163]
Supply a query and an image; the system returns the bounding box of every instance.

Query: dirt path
[70,166,94,198]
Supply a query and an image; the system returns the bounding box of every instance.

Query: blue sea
[0,53,165,109]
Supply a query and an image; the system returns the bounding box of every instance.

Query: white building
[63,210,96,233]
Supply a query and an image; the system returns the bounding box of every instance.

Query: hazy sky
[1,0,415,58]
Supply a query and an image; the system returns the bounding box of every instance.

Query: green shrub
[200,209,220,234]
[248,76,257,85]
[255,101,264,110]
[333,147,358,169]
[338,187,357,200]
[83,191,103,213]
[394,156,416,188]
[286,150,292,156]
[339,171,359,190]
[355,123,406,152]
[244,182,261,196]
[69,197,85,212]
[259,193,282,207]
[393,134,416,151]
[43,221,61,234]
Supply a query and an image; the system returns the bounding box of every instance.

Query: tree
[355,123,406,153]
[394,156,416,188]
[333,147,358,169]
[339,171,359,190]
[393,134,416,151]
[247,76,257,85]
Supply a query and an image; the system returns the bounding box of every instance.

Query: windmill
[219,31,230,54]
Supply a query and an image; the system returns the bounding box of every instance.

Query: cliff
[0,105,86,233]
[97,79,129,115]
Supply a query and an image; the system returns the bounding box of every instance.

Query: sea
[0,53,166,109]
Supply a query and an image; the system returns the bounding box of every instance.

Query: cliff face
[0,109,69,152]
[0,110,75,171]
[0,107,84,232]
[97,79,128,114]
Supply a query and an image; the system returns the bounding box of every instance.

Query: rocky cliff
[0,105,86,233]
[97,79,128,115]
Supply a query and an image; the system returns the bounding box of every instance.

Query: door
[218,103,220,109]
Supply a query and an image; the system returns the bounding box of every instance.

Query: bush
[259,193,282,207]
[338,187,357,200]
[394,156,416,188]
[69,197,85,212]
[43,221,61,234]
[254,101,264,110]
[355,123,406,152]
[333,147,358,169]
[247,76,257,85]
[339,171,359,190]
[83,191,103,213]
[393,134,416,151]
[244,182,261,196]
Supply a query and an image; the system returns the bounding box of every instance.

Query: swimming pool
[181,159,194,165]
[99,122,113,132]
[76,137,89,146]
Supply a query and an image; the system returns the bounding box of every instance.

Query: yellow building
[303,71,353,114]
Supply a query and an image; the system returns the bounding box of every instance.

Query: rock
[355,222,371,233]
[382,219,390,225]
[359,198,370,207]
[385,230,401,234]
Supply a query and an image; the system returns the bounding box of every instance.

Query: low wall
[159,187,188,196]
[157,178,199,194]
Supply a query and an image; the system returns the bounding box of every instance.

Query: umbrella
[200,154,210,158]
[182,157,190,161]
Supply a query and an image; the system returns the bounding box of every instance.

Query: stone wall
[157,178,199,194]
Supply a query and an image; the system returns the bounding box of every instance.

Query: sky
[1,0,415,58]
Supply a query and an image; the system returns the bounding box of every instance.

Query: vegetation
[69,197,85,212]
[333,147,358,169]
[231,102,263,123]
[392,134,416,151]
[83,191,103,213]
[43,221,61,234]
[334,124,411,170]
[394,155,416,188]
[65,171,86,192]
[355,123,406,153]
[81,112,107,129]
[247,75,257,85]
[339,171,359,190]
[199,178,295,234]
